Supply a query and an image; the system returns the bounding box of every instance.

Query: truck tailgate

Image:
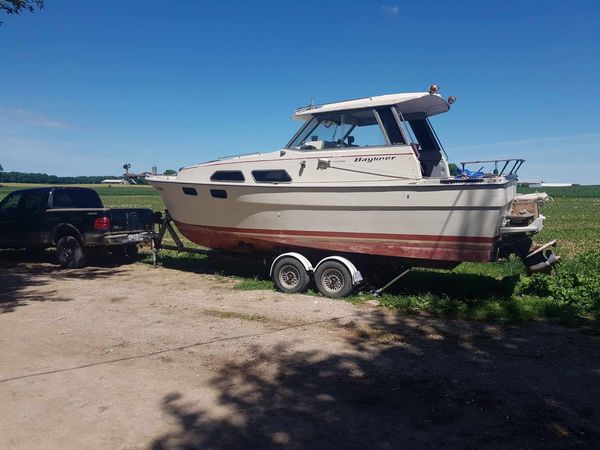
[109,208,153,232]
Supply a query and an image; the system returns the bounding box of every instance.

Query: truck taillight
[94,216,111,231]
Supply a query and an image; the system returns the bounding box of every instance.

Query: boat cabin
[288,90,452,178]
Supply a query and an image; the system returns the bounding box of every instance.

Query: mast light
[429,84,439,94]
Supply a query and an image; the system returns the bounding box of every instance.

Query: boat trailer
[149,209,559,299]
[149,210,411,297]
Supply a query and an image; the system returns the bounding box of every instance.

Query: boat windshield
[286,108,404,150]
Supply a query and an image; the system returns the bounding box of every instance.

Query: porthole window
[210,171,245,182]
[182,187,198,196]
[210,189,228,199]
[252,170,292,183]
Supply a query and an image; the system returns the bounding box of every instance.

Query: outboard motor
[523,240,560,273]
[499,235,560,273]
[497,192,560,273]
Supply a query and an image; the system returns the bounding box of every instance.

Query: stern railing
[459,158,525,179]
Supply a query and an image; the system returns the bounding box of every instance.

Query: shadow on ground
[151,312,600,449]
[0,249,128,313]
[149,251,272,280]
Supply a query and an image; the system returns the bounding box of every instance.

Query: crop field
[1,183,599,329]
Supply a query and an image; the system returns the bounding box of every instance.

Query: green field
[1,183,599,329]
[0,183,167,211]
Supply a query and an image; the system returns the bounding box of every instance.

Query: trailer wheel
[315,261,353,298]
[272,257,310,294]
[56,236,87,269]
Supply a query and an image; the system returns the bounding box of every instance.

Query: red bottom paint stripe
[175,222,495,262]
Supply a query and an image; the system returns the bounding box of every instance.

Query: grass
[2,182,599,329]
[202,309,270,323]
[234,277,274,291]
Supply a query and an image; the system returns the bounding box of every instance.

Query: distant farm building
[101,179,129,185]
[519,180,572,188]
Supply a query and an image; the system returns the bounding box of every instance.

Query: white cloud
[381,5,399,15]
[0,107,69,129]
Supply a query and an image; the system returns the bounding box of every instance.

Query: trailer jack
[370,268,411,296]
[151,210,209,267]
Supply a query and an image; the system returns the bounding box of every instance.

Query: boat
[147,85,558,297]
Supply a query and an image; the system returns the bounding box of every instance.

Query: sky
[0,0,599,184]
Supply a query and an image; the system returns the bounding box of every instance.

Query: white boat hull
[149,178,517,263]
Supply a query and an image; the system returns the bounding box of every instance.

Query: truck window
[19,190,46,213]
[0,191,22,212]
[51,189,103,209]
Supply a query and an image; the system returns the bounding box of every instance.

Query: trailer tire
[272,257,310,294]
[315,260,353,298]
[56,236,87,269]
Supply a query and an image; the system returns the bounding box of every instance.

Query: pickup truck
[0,187,154,268]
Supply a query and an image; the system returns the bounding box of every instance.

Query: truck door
[0,191,24,247]
[18,190,48,246]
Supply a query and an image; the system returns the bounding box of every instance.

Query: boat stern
[497,192,560,273]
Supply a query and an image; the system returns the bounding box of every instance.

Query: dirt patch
[1,258,599,449]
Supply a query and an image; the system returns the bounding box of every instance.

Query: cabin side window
[405,118,440,152]
[210,170,245,182]
[252,170,292,183]
[286,109,392,150]
[400,114,449,178]
[375,108,406,145]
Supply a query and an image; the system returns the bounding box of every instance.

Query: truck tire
[272,257,311,293]
[57,236,87,269]
[314,260,354,298]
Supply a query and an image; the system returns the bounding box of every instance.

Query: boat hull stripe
[175,222,496,244]
[174,222,496,262]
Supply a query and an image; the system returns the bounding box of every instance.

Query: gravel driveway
[1,257,599,449]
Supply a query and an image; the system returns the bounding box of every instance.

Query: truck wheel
[315,261,353,298]
[57,236,87,269]
[272,257,310,293]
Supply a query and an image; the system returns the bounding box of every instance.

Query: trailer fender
[315,256,363,285]
[270,252,314,277]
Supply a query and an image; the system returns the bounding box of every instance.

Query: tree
[0,1,44,24]
[448,163,458,176]
[0,163,4,172]
[164,169,177,176]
